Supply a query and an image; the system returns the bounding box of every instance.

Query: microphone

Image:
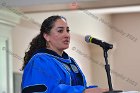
[85,35,113,49]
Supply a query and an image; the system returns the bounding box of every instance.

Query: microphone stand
[100,42,122,93]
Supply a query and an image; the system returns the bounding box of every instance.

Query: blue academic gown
[21,49,93,93]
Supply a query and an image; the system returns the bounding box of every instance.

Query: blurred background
[0,0,140,93]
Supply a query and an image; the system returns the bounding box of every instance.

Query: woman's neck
[47,47,63,56]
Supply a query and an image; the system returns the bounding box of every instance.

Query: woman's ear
[43,33,50,42]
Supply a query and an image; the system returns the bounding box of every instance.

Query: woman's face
[44,18,70,52]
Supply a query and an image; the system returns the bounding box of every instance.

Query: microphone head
[85,35,91,43]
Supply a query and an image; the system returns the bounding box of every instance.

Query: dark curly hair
[22,15,66,70]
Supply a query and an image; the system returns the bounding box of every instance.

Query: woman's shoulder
[28,53,53,66]
[24,53,56,71]
[31,53,52,60]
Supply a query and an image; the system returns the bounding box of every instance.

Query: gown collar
[33,48,72,64]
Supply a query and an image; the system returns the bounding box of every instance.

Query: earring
[46,41,50,48]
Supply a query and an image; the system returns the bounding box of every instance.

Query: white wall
[112,13,140,91]
[12,10,112,88]
[0,9,22,93]
[12,19,39,73]
[0,23,13,93]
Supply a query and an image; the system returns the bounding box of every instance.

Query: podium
[121,91,140,93]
